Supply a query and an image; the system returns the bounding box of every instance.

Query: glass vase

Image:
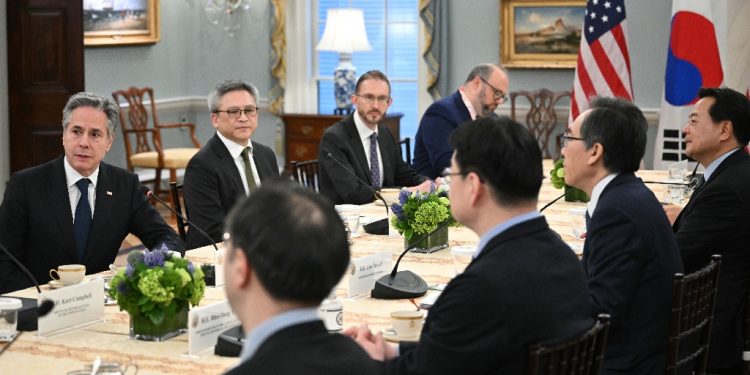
[564,185,590,203]
[406,225,449,254]
[129,302,188,341]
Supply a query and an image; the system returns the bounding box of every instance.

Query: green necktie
[240,147,257,193]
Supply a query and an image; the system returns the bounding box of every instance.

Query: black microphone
[539,192,566,212]
[371,220,453,299]
[0,241,56,330]
[145,190,219,252]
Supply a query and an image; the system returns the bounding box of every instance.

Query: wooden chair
[527,314,611,375]
[398,137,412,166]
[291,160,319,192]
[169,181,188,242]
[112,87,201,199]
[666,254,722,375]
[510,89,571,159]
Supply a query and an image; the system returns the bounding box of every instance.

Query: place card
[348,251,392,297]
[187,300,240,355]
[38,278,105,336]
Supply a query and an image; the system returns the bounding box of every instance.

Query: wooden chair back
[527,314,611,375]
[510,89,571,159]
[291,160,319,192]
[398,137,412,166]
[169,181,188,242]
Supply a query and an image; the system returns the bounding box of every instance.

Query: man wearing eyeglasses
[183,80,280,249]
[562,97,683,374]
[318,70,432,205]
[412,63,509,179]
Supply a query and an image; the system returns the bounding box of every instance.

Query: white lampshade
[316,8,372,53]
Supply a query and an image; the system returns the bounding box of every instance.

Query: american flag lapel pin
[106,191,113,196]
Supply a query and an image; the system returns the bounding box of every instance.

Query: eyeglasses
[561,134,585,147]
[441,167,467,184]
[355,94,391,105]
[214,106,258,118]
[477,76,507,102]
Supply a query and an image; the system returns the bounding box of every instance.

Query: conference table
[0,162,671,374]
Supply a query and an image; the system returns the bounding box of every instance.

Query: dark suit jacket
[318,115,426,205]
[183,133,279,249]
[673,149,750,370]
[582,173,684,373]
[0,156,183,294]
[225,320,379,375]
[383,217,594,375]
[412,91,471,179]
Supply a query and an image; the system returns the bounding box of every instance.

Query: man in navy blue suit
[562,97,683,374]
[412,63,509,179]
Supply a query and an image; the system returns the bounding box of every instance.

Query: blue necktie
[74,178,92,261]
[369,133,381,189]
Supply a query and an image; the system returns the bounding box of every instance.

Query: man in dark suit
[344,116,594,374]
[318,70,430,205]
[562,97,684,374]
[183,80,279,249]
[668,88,750,374]
[222,181,378,375]
[0,92,183,294]
[412,63,509,179]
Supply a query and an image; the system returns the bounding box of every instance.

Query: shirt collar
[239,307,320,362]
[353,111,378,141]
[217,131,252,159]
[703,148,740,182]
[474,211,541,258]
[587,173,618,216]
[458,88,477,120]
[63,156,99,189]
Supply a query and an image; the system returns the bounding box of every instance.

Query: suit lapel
[87,163,116,260]
[343,117,372,185]
[48,157,78,260]
[211,134,245,194]
[378,127,394,186]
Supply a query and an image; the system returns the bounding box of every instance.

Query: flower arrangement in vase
[390,184,459,253]
[108,246,205,341]
[551,159,590,203]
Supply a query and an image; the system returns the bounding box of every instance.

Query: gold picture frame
[501,0,585,68]
[84,0,160,47]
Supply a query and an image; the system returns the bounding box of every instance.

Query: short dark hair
[354,70,391,95]
[580,97,647,173]
[449,116,543,206]
[208,79,259,112]
[225,180,349,305]
[697,87,750,145]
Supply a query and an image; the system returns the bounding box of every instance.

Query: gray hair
[62,92,120,139]
[207,80,260,112]
[464,63,505,84]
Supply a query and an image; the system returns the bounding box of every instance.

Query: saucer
[48,280,64,289]
[383,329,420,343]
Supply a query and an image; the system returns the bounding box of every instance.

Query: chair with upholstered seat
[527,314,611,375]
[510,89,571,159]
[291,160,319,192]
[665,254,722,375]
[112,87,201,199]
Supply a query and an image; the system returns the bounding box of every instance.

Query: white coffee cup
[390,310,423,338]
[49,264,86,286]
[451,246,477,275]
[335,205,362,235]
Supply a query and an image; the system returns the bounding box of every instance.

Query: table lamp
[316,8,372,115]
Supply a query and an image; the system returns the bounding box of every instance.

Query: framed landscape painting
[84,0,160,46]
[501,0,585,68]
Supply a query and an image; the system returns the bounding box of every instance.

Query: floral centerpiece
[390,184,458,253]
[108,246,205,341]
[551,159,590,203]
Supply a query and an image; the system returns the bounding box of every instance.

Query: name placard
[38,278,105,336]
[348,251,392,297]
[188,300,240,355]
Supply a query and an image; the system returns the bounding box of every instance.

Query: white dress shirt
[216,131,261,195]
[353,111,384,184]
[64,157,98,222]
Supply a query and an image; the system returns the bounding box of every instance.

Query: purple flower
[187,262,195,275]
[391,203,405,221]
[125,263,135,277]
[143,250,166,267]
[117,280,129,294]
[429,181,436,193]
[127,251,144,266]
[398,189,410,205]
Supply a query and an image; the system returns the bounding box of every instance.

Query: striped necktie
[369,133,381,189]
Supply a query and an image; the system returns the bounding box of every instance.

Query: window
[316,0,419,140]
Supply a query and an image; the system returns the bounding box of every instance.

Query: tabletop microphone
[0,241,56,330]
[539,192,566,212]
[371,220,452,299]
[145,190,219,252]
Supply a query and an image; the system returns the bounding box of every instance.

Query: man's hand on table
[406,178,442,194]
[342,323,397,361]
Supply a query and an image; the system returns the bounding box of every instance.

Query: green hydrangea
[550,158,566,189]
[390,186,459,241]
[138,268,174,304]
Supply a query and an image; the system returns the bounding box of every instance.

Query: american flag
[570,0,633,123]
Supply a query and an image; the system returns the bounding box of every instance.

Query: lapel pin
[106,191,113,196]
